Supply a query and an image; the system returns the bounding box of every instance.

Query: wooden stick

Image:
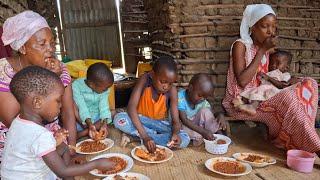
[203,15,320,21]
[171,48,230,52]
[278,26,320,31]
[292,73,320,77]
[292,59,320,63]
[123,11,147,14]
[176,58,229,64]
[196,4,319,9]
[131,5,144,8]
[180,70,227,75]
[123,20,149,24]
[176,82,226,88]
[279,35,317,41]
[152,49,176,57]
[123,30,148,33]
[306,9,320,12]
[122,15,147,18]
[171,33,239,39]
[277,47,320,51]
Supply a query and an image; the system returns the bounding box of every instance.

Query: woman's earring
[18,46,26,55]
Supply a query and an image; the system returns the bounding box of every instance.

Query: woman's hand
[261,36,277,52]
[45,58,62,76]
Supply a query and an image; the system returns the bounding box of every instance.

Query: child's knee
[113,112,131,130]
[198,108,214,118]
[178,132,191,148]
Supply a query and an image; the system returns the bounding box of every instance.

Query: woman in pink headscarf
[0,11,77,159]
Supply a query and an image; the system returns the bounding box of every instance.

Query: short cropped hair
[10,66,62,103]
[87,63,114,83]
[152,56,177,74]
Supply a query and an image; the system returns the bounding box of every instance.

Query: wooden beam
[171,32,239,39]
[176,82,226,88]
[123,11,147,14]
[279,35,317,41]
[196,4,319,9]
[152,49,175,57]
[277,47,320,51]
[123,30,148,33]
[292,59,320,63]
[123,20,149,24]
[203,15,320,21]
[171,48,230,52]
[122,15,147,18]
[179,70,227,75]
[176,58,229,64]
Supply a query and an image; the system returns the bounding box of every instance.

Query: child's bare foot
[193,139,203,146]
[245,121,257,128]
[120,133,131,147]
[238,104,257,115]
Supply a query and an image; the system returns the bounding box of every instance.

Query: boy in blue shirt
[178,74,226,146]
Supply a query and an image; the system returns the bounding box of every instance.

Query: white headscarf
[240,4,276,45]
[1,11,49,51]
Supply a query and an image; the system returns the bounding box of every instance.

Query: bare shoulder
[232,41,246,52]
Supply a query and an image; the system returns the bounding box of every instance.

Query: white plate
[131,145,173,164]
[103,172,150,180]
[232,152,276,167]
[89,153,134,177]
[205,157,252,177]
[76,138,114,155]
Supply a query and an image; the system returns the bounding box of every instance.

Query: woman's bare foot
[232,96,244,107]
[238,104,257,115]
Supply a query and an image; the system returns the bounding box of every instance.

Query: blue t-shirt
[177,89,211,119]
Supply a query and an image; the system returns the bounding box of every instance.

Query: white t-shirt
[1,116,57,180]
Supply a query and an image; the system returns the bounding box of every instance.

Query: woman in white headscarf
[0,11,77,158]
[222,4,320,156]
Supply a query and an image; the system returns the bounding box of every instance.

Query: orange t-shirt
[137,74,168,120]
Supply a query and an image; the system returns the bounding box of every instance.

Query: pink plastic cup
[287,149,316,173]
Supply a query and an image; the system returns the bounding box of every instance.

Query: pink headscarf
[1,11,49,51]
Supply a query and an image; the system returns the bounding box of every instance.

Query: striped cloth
[0,57,71,160]
[222,39,320,153]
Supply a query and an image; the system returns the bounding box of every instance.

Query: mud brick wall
[144,0,320,113]
[0,0,28,25]
[122,0,150,73]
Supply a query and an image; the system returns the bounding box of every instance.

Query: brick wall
[144,0,320,112]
